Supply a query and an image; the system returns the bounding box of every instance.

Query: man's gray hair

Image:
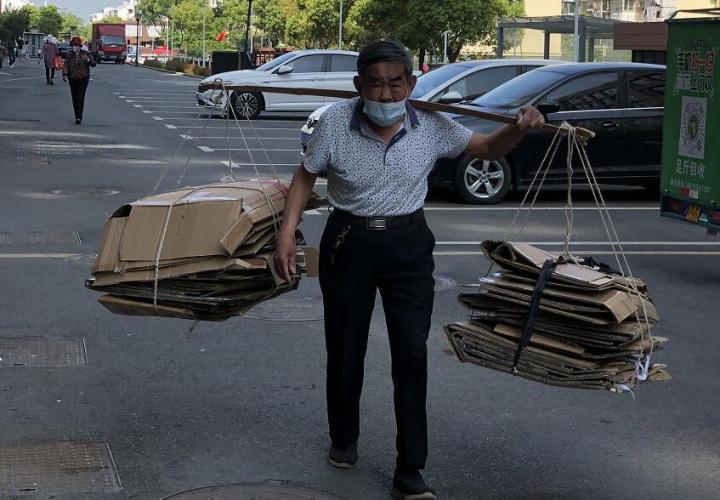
[357,40,413,79]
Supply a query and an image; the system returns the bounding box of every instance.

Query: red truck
[91,23,127,64]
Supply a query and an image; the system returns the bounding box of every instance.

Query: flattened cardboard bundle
[445,241,670,392]
[86,181,320,321]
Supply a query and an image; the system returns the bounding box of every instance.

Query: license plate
[686,204,702,223]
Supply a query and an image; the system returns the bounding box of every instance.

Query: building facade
[463,0,720,60]
[0,0,34,14]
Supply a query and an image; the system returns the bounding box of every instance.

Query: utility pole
[244,0,253,53]
[339,0,343,50]
[573,0,580,62]
[202,1,206,67]
[442,30,449,63]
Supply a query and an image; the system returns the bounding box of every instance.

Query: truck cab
[91,24,127,64]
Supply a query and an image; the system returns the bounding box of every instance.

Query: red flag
[215,31,227,42]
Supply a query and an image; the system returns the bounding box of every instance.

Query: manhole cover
[0,337,87,367]
[434,273,457,292]
[244,296,324,322]
[0,442,121,496]
[164,482,342,500]
[48,188,121,197]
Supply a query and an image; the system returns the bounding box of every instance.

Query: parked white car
[300,58,562,149]
[197,49,360,119]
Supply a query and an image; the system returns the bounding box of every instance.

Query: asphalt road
[0,61,718,500]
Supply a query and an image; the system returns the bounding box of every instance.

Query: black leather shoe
[75,118,81,125]
[327,442,358,469]
[391,469,437,500]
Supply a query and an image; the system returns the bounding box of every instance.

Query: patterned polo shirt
[302,97,473,216]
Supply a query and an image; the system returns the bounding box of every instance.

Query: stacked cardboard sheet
[85,181,320,321]
[445,241,670,392]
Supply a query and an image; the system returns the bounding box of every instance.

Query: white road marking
[221,161,299,168]
[304,209,322,215]
[0,72,13,75]
[165,124,177,129]
[433,251,720,257]
[0,76,37,83]
[117,95,126,98]
[126,99,134,102]
[193,136,297,141]
[177,126,300,131]
[153,116,164,121]
[197,145,214,152]
[133,105,201,109]
[200,146,299,152]
[133,104,143,108]
[149,110,212,114]
[419,206,659,211]
[434,241,720,246]
[0,253,83,259]
[142,110,153,113]
[315,205,658,212]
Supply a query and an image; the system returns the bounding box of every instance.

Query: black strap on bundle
[512,258,560,374]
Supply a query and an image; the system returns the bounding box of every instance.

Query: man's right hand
[274,232,297,284]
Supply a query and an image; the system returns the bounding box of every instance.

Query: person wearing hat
[62,37,96,124]
[41,35,59,85]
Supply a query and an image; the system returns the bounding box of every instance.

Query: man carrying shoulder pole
[274,40,545,499]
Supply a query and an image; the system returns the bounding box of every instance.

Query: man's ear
[353,75,362,96]
[408,74,418,94]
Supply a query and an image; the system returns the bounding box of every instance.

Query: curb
[135,63,204,79]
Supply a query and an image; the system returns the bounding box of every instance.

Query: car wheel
[230,91,263,120]
[453,156,512,205]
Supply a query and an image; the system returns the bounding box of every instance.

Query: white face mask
[72,46,80,54]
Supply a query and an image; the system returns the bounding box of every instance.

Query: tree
[62,12,86,35]
[0,9,31,41]
[254,0,287,47]
[99,15,125,24]
[346,0,515,66]
[37,5,65,35]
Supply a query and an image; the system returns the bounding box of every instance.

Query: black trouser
[45,66,55,82]
[319,210,435,471]
[8,48,15,66]
[68,77,89,119]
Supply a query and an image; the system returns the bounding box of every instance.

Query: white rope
[152,83,225,193]
[221,83,286,239]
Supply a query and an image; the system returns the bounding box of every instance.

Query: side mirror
[438,90,463,104]
[276,64,294,75]
[536,101,560,117]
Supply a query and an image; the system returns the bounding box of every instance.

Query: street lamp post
[339,0,343,50]
[135,11,141,66]
[442,30,449,63]
[202,1,206,68]
[573,0,580,62]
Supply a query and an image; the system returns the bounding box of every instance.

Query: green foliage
[0,8,31,40]
[37,5,65,35]
[99,15,125,24]
[143,56,211,76]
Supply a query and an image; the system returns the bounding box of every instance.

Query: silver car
[300,58,562,149]
[197,49,359,119]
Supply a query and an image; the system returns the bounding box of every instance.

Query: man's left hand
[516,106,545,131]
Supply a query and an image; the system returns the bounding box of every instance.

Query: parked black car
[57,42,70,59]
[431,62,666,204]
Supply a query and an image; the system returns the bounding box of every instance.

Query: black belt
[331,208,425,231]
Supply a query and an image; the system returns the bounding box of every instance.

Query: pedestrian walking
[274,40,545,500]
[62,37,96,125]
[7,38,16,68]
[0,44,5,69]
[41,35,59,85]
[15,37,25,61]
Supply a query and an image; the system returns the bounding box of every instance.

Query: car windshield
[100,35,125,45]
[255,52,299,72]
[470,69,567,109]
[411,64,471,98]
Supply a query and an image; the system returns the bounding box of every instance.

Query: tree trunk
[418,47,426,70]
